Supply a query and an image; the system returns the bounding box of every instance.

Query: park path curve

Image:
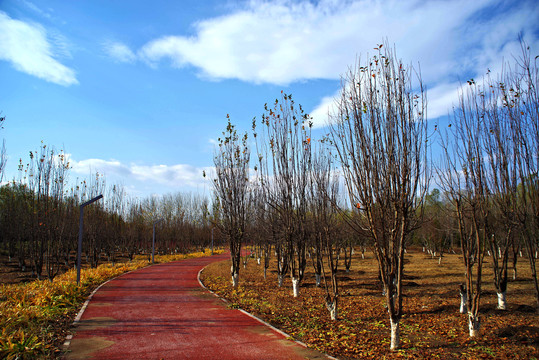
[64,253,327,360]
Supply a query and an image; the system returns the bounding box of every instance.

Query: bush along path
[63,252,328,360]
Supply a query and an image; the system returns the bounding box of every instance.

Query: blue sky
[1,0,538,198]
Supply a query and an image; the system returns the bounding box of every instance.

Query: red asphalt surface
[64,253,327,360]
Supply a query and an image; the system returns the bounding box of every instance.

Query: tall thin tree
[329,44,429,350]
[210,117,250,287]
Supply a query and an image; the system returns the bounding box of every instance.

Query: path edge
[62,265,149,350]
[197,267,338,360]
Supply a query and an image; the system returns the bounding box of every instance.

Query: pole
[211,227,214,255]
[77,194,103,285]
[152,218,164,264]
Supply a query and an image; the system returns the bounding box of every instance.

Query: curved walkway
[64,253,327,359]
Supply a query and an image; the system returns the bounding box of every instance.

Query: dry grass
[200,248,539,359]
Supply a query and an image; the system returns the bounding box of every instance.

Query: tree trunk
[326,300,337,321]
[497,292,507,310]
[231,271,239,288]
[315,273,321,287]
[468,314,481,337]
[390,317,400,351]
[292,277,300,297]
[277,274,284,287]
[459,285,467,313]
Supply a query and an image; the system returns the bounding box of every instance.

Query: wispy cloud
[103,41,136,63]
[21,0,53,19]
[0,11,77,86]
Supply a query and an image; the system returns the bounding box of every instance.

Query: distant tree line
[0,142,216,281]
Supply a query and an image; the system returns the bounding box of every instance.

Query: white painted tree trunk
[231,272,239,288]
[468,314,480,337]
[346,267,350,273]
[497,292,507,310]
[277,274,284,287]
[326,300,337,320]
[292,278,300,297]
[315,274,321,287]
[257,257,261,265]
[351,248,355,255]
[390,318,400,351]
[438,256,442,265]
[513,268,517,280]
[460,290,467,314]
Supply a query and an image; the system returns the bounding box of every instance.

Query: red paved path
[64,253,327,359]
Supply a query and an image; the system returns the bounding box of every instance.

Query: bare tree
[482,70,520,311]
[329,44,429,350]
[0,115,6,183]
[509,40,539,311]
[253,92,312,297]
[209,117,250,287]
[310,143,341,320]
[250,182,274,280]
[438,77,492,337]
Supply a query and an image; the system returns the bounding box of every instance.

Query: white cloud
[309,92,339,129]
[135,0,496,85]
[426,82,462,120]
[0,11,77,86]
[133,0,538,121]
[69,156,212,190]
[70,158,131,177]
[103,41,136,63]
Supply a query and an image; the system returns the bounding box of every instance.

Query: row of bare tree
[437,40,539,336]
[211,41,538,351]
[0,143,215,280]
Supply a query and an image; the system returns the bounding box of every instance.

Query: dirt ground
[200,248,539,359]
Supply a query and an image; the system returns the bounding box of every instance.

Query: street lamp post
[152,218,164,264]
[77,194,103,285]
